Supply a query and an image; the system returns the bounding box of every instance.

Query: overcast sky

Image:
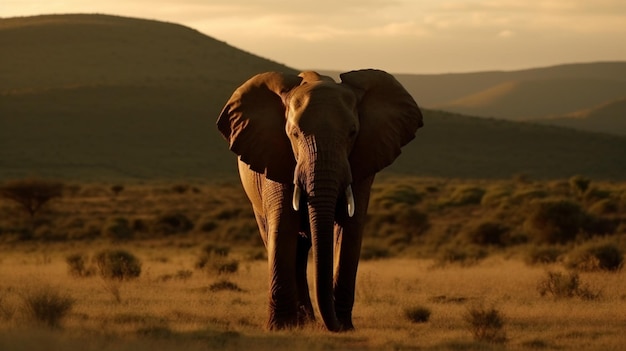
[4,0,626,73]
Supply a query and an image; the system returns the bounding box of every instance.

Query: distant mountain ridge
[2,14,626,181]
[324,62,626,135]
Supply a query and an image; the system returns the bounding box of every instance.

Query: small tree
[0,178,63,219]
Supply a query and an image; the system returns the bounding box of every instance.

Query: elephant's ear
[217,72,302,183]
[341,69,423,181]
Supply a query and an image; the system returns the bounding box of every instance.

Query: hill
[323,62,626,134]
[530,97,626,135]
[2,14,626,181]
[436,78,626,120]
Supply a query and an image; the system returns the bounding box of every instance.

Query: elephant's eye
[291,130,299,139]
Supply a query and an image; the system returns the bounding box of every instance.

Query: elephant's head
[218,69,422,330]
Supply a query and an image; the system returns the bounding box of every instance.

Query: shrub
[110,184,124,196]
[588,198,619,215]
[94,249,142,280]
[537,271,600,300]
[436,244,487,266]
[525,246,563,265]
[103,217,134,241]
[153,213,194,235]
[463,220,509,246]
[525,199,587,243]
[360,244,390,260]
[565,242,623,272]
[0,178,63,219]
[196,244,239,275]
[464,305,506,343]
[66,253,94,277]
[374,184,423,208]
[209,279,243,292]
[569,175,590,195]
[444,186,485,206]
[404,305,431,323]
[21,286,75,328]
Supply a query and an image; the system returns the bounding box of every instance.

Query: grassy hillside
[531,97,626,135]
[325,62,626,134]
[436,79,626,120]
[2,14,626,181]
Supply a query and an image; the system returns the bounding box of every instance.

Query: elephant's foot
[337,312,355,331]
[267,314,299,331]
[297,304,315,325]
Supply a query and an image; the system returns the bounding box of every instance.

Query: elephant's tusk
[346,184,355,217]
[292,185,301,211]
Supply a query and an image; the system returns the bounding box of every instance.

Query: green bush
[94,249,142,280]
[565,242,623,272]
[21,286,75,328]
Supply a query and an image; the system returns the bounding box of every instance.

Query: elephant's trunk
[307,184,342,332]
[295,136,351,332]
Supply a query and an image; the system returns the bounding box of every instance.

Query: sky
[4,0,626,74]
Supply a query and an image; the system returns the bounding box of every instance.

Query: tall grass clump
[21,286,74,328]
[537,270,600,300]
[195,244,239,275]
[565,242,623,272]
[152,212,194,236]
[464,304,507,343]
[94,249,142,280]
[65,253,94,277]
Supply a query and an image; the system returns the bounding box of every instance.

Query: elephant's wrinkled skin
[217,70,423,331]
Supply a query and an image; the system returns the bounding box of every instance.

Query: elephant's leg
[264,182,301,330]
[333,176,375,330]
[296,233,315,324]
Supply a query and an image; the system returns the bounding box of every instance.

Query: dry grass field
[0,176,625,350]
[0,244,624,351]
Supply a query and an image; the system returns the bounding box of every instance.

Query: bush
[537,271,600,300]
[444,186,485,206]
[436,244,487,266]
[404,305,431,323]
[21,286,74,328]
[565,242,623,272]
[525,199,587,244]
[196,244,239,275]
[464,305,506,343]
[569,175,590,195]
[153,213,194,235]
[0,178,63,219]
[66,253,94,277]
[103,217,134,241]
[463,220,509,246]
[525,246,563,265]
[209,279,243,292]
[94,249,142,280]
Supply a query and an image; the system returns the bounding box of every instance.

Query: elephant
[217,69,423,332]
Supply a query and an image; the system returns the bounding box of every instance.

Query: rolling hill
[530,97,626,135]
[2,14,626,181]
